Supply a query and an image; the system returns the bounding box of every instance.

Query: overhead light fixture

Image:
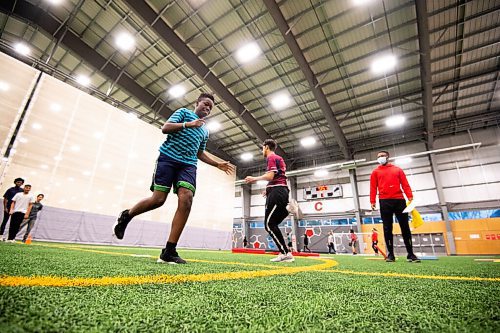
[102,162,112,169]
[0,81,10,91]
[40,164,48,169]
[76,74,91,87]
[93,131,103,139]
[18,137,28,143]
[46,0,63,5]
[385,114,406,128]
[314,169,329,178]
[50,103,62,112]
[115,32,135,51]
[270,92,291,110]
[235,42,261,64]
[14,42,30,56]
[371,54,397,74]
[300,136,316,147]
[206,121,221,132]
[168,84,186,98]
[395,157,413,165]
[53,155,63,161]
[70,145,80,152]
[353,0,375,5]
[82,171,91,176]
[32,123,42,130]
[240,153,253,161]
[67,177,75,182]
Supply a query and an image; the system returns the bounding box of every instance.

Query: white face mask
[377,156,388,165]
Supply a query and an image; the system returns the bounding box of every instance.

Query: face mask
[377,156,387,165]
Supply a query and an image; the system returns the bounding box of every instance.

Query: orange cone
[26,234,32,245]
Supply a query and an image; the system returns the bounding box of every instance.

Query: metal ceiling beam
[121,0,288,160]
[0,0,238,167]
[415,0,434,149]
[263,0,350,159]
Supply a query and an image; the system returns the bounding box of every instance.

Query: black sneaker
[113,209,131,240]
[386,255,396,262]
[157,249,187,264]
[407,254,421,263]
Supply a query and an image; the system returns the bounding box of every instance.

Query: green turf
[0,241,499,332]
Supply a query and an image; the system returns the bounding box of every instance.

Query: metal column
[349,169,362,232]
[429,154,456,255]
[288,177,299,251]
[241,184,252,243]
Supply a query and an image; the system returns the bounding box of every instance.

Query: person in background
[349,229,358,255]
[19,193,44,243]
[327,231,336,254]
[1,177,24,240]
[7,185,33,242]
[287,232,293,251]
[370,150,420,263]
[303,233,311,253]
[243,236,248,248]
[371,228,379,255]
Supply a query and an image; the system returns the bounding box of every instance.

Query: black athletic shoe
[407,254,421,263]
[113,209,131,240]
[157,249,187,264]
[386,255,396,262]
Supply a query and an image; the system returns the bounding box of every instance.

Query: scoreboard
[303,184,342,200]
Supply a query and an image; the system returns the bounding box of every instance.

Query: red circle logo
[314,202,323,211]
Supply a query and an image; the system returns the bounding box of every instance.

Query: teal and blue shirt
[159,108,209,166]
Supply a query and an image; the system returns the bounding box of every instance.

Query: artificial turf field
[0,242,499,332]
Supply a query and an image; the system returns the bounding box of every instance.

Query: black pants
[265,186,289,254]
[379,199,414,257]
[328,242,336,254]
[1,210,10,235]
[372,241,379,254]
[8,212,24,240]
[303,244,311,253]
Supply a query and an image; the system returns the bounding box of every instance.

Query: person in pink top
[349,229,358,255]
[370,150,420,263]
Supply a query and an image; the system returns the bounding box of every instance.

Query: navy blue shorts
[150,153,197,195]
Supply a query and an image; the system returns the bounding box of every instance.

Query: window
[449,209,500,220]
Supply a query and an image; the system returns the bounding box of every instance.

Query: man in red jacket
[370,150,420,263]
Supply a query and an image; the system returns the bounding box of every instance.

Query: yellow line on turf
[318,269,500,282]
[0,258,337,287]
[33,243,280,269]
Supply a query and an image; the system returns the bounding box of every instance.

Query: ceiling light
[32,123,42,130]
[46,0,63,4]
[385,114,406,128]
[40,164,48,169]
[93,131,103,139]
[70,145,80,152]
[115,32,135,51]
[300,137,316,147]
[270,92,291,110]
[0,81,9,91]
[50,103,62,112]
[82,171,91,176]
[19,137,28,143]
[371,54,397,74]
[395,157,413,165]
[14,42,30,56]
[168,84,186,98]
[102,162,112,169]
[235,42,261,63]
[240,153,253,161]
[67,177,75,182]
[314,169,329,178]
[353,0,375,5]
[206,121,221,132]
[76,74,91,87]
[53,155,63,161]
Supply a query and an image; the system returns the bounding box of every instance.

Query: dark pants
[379,199,414,257]
[264,186,290,254]
[20,218,36,242]
[8,212,24,240]
[1,211,10,235]
[328,242,336,254]
[372,241,379,253]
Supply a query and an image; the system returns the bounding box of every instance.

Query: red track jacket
[370,163,413,204]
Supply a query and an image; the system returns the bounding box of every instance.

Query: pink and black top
[266,153,287,188]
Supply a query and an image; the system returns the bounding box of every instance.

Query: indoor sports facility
[0,0,499,332]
